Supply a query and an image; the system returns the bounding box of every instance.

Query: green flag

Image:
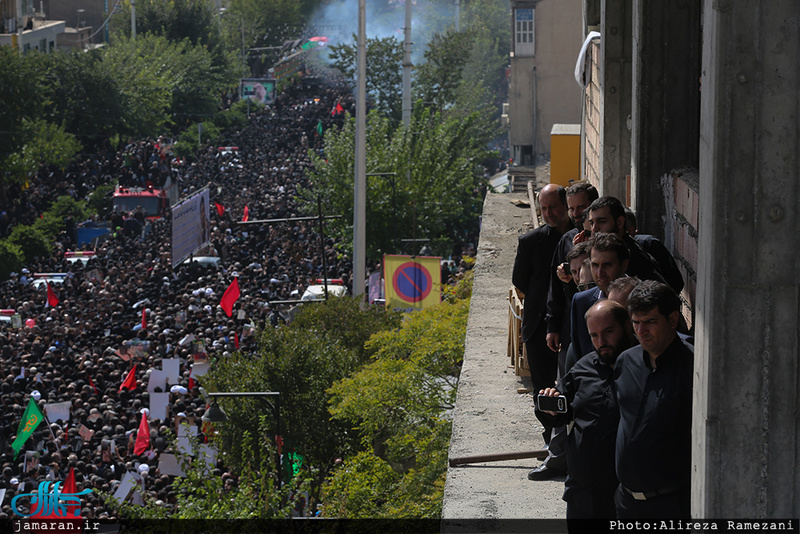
[316,120,323,136]
[12,398,44,459]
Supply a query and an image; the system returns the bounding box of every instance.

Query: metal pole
[402,0,412,127]
[353,0,367,300]
[318,196,329,299]
[130,0,136,40]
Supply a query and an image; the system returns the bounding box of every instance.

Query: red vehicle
[112,186,170,219]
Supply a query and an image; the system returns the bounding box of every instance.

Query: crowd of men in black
[513,182,694,525]
[0,76,380,519]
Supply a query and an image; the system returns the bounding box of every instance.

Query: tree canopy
[304,107,496,259]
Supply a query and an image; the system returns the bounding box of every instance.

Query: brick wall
[660,169,699,329]
[583,40,601,187]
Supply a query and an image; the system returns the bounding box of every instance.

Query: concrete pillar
[599,0,631,201]
[630,0,701,235]
[695,0,800,517]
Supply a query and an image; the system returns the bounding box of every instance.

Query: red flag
[141,308,147,330]
[31,467,82,522]
[242,205,249,223]
[234,331,240,349]
[220,278,240,317]
[119,364,138,392]
[188,377,195,390]
[215,201,225,217]
[63,467,80,517]
[332,102,344,116]
[88,375,99,395]
[45,281,59,307]
[133,413,150,455]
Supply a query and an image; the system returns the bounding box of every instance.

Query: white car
[301,280,348,301]
[182,256,222,270]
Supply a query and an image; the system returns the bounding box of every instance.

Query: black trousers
[614,484,690,519]
[526,322,558,445]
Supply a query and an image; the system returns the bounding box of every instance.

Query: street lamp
[201,391,282,490]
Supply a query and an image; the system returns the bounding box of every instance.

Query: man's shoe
[527,464,566,481]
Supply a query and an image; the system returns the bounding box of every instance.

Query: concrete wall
[694,0,800,517]
[509,0,582,161]
[583,39,601,187]
[43,0,105,43]
[661,170,699,329]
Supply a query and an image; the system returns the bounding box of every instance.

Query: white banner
[171,189,210,268]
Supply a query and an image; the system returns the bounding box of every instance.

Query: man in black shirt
[512,184,573,479]
[614,281,693,518]
[536,299,634,522]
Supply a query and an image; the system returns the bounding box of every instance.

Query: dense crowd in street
[0,77,371,518]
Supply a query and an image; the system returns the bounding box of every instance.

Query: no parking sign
[383,255,441,311]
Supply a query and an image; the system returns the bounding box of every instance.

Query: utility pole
[353,0,367,299]
[130,0,136,40]
[402,0,412,127]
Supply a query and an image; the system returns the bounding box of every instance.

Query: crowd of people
[513,183,693,525]
[0,75,386,519]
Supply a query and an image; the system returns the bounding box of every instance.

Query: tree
[322,278,472,518]
[202,297,401,512]
[0,240,24,281]
[413,29,475,112]
[304,107,496,259]
[0,48,46,163]
[7,225,52,265]
[101,34,237,139]
[328,36,404,122]
[220,0,304,76]
[40,51,125,150]
[33,195,88,243]
[103,428,304,519]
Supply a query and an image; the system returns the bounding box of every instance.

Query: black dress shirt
[536,350,619,494]
[614,334,694,492]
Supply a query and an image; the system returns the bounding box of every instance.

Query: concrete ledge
[442,192,567,524]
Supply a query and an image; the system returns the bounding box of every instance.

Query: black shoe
[527,464,566,481]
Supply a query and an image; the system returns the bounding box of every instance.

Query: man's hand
[573,229,590,245]
[546,332,560,353]
[538,388,561,416]
[556,263,572,283]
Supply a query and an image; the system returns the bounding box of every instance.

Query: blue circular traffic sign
[392,262,433,303]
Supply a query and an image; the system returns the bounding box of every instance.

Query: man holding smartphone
[535,299,634,523]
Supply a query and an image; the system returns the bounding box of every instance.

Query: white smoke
[305,0,460,64]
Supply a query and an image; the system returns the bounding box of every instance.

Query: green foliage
[174,121,223,158]
[323,285,471,518]
[103,426,305,520]
[0,240,24,281]
[210,99,250,132]
[305,107,496,259]
[0,47,47,162]
[7,225,52,264]
[329,299,468,448]
[102,34,238,139]
[87,184,117,218]
[220,0,304,75]
[202,297,401,510]
[40,50,125,149]
[111,0,220,49]
[33,195,88,243]
[413,29,475,112]
[1,119,82,186]
[321,451,400,518]
[328,36,404,121]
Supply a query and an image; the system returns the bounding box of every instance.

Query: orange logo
[23,414,38,433]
